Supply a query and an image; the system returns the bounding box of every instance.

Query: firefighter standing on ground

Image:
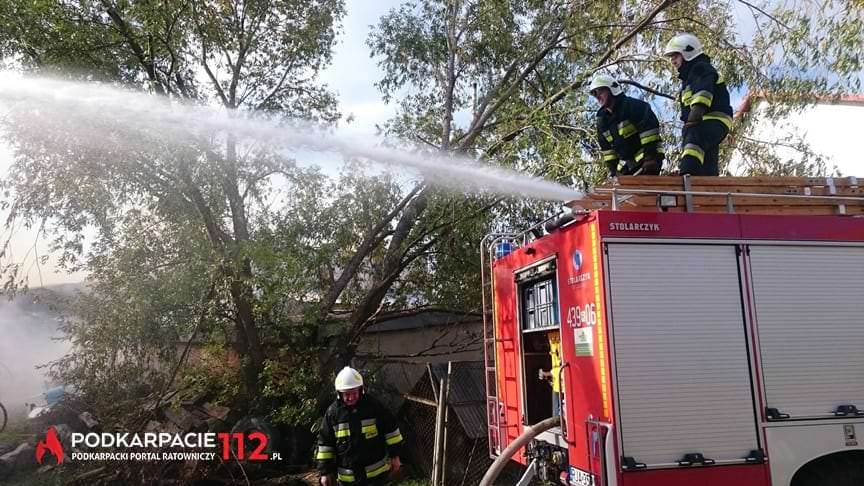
[317,367,403,486]
[664,33,733,176]
[591,74,665,179]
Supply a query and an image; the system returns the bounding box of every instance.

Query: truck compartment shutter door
[749,245,864,419]
[608,244,759,467]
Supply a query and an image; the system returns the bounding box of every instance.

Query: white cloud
[321,0,403,135]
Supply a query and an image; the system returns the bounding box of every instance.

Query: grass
[393,478,431,486]
[0,409,36,447]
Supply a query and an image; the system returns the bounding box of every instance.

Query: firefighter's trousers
[679,119,729,176]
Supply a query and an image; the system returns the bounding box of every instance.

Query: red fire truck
[480,178,864,486]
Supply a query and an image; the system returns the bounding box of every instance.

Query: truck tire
[791,451,864,486]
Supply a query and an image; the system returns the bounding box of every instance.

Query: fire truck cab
[482,177,864,486]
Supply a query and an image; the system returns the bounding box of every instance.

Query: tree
[368,0,863,184]
[0,0,503,423]
[338,0,864,405]
[0,0,345,400]
[1,0,861,427]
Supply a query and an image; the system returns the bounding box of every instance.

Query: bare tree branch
[482,0,679,155]
[315,184,424,323]
[618,79,675,100]
[103,4,165,95]
[539,0,679,112]
[456,23,568,151]
[736,0,791,30]
[369,306,481,322]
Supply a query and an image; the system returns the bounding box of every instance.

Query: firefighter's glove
[320,475,334,486]
[640,158,658,174]
[622,160,641,175]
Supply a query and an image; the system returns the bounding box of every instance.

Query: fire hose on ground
[479,415,561,486]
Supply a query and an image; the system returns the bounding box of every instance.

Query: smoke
[0,293,70,419]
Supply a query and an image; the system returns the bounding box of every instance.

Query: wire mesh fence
[396,363,524,486]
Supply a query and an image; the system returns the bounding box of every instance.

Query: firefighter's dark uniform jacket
[596,94,664,177]
[676,54,733,176]
[316,394,403,484]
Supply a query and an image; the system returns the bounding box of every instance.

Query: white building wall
[729,101,863,177]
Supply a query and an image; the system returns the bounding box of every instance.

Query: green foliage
[1,0,862,435]
[260,356,321,426]
[180,343,243,407]
[392,479,431,486]
[0,0,347,416]
[368,0,864,180]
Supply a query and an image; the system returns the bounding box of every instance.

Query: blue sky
[319,0,402,137]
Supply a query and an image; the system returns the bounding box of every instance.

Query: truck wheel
[791,451,864,486]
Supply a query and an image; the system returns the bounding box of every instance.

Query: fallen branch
[618,79,675,100]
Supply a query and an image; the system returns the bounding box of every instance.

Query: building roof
[736,92,864,117]
[429,361,487,440]
[364,309,482,333]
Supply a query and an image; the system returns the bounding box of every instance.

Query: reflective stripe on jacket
[596,94,664,175]
[316,394,403,481]
[676,54,733,124]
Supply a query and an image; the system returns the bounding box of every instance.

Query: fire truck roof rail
[516,207,592,243]
[581,175,864,216]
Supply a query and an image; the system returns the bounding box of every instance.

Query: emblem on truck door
[568,250,591,286]
[572,250,582,271]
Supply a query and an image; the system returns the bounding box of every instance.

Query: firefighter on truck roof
[317,366,403,486]
[664,32,733,176]
[591,73,666,180]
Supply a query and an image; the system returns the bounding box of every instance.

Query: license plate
[568,466,594,486]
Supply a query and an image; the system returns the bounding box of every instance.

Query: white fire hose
[479,416,561,486]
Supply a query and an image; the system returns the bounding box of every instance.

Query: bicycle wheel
[0,401,7,434]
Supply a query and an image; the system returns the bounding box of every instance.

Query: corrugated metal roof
[429,361,487,439]
[365,310,481,333]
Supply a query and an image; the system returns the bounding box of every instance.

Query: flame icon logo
[35,426,64,464]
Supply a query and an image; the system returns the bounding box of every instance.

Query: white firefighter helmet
[334,366,364,391]
[664,33,703,62]
[588,74,623,96]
